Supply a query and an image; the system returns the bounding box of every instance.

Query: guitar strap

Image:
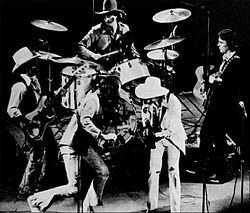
[217,53,239,78]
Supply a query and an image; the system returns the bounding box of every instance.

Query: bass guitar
[22,75,76,141]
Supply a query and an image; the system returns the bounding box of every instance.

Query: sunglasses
[28,66,38,76]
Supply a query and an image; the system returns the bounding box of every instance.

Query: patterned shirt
[78,21,139,69]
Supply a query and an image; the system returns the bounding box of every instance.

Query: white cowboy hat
[12,47,39,73]
[135,76,169,99]
[95,0,125,15]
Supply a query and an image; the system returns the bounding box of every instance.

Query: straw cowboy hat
[12,47,39,73]
[135,76,169,99]
[95,0,125,15]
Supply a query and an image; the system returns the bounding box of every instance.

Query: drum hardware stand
[201,159,209,213]
[39,39,54,99]
[46,41,54,99]
[77,155,83,213]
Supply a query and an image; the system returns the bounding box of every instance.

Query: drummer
[78,0,139,71]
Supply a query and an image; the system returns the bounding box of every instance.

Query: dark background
[0,0,249,184]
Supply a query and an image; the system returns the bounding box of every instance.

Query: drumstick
[100,49,121,58]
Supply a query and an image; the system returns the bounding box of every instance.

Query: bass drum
[98,90,138,152]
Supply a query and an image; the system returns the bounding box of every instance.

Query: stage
[0,92,249,212]
[0,166,249,212]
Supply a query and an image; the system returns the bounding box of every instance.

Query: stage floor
[0,170,249,212]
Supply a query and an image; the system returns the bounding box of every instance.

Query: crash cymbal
[37,51,62,60]
[144,36,185,51]
[153,8,191,23]
[147,49,179,60]
[31,19,68,32]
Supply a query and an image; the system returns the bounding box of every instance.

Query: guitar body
[22,75,76,141]
[193,65,214,102]
[23,96,55,141]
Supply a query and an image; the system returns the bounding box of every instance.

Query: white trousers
[148,140,181,212]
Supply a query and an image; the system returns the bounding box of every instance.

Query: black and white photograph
[0,0,249,212]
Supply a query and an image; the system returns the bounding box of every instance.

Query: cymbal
[52,56,102,69]
[144,36,185,51]
[147,49,179,60]
[37,51,62,60]
[153,8,191,23]
[30,19,68,32]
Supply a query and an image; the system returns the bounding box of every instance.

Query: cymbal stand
[40,39,53,98]
[163,23,177,97]
[162,48,175,101]
[47,41,53,97]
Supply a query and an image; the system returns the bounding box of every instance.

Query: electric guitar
[21,75,76,141]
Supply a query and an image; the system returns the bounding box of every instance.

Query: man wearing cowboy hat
[6,46,58,198]
[135,76,187,212]
[78,0,139,70]
[27,76,120,212]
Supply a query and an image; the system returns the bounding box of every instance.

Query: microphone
[239,101,248,118]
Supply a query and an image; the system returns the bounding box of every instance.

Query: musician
[27,75,120,212]
[78,0,139,70]
[135,77,187,213]
[199,29,244,183]
[6,47,58,198]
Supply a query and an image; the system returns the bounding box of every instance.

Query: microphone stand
[239,106,247,210]
[203,7,211,88]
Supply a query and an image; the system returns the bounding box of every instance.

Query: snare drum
[114,58,150,86]
[61,66,95,109]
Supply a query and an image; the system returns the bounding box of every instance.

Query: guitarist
[198,29,244,183]
[78,0,139,71]
[6,47,58,198]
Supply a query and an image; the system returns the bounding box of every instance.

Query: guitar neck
[46,75,76,109]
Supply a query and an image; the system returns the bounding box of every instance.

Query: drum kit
[29,7,191,150]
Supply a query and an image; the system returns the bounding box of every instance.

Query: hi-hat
[37,51,62,60]
[147,49,179,60]
[31,19,68,31]
[153,8,191,23]
[144,36,185,51]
